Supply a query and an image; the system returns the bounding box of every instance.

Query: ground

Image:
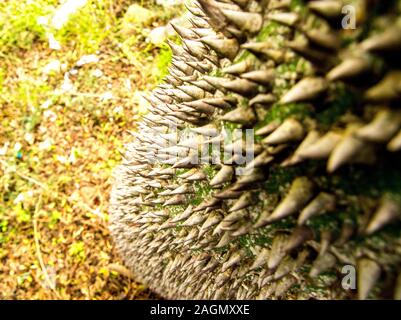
[0,0,182,299]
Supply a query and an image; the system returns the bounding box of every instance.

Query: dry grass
[0,0,182,299]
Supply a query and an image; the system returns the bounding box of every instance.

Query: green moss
[315,85,359,129]
[58,0,112,53]
[263,166,302,194]
[256,21,281,42]
[261,102,314,127]
[307,213,341,234]
[238,232,274,256]
[322,156,401,199]
[68,241,86,262]
[290,0,305,10]
[154,43,173,82]
[234,20,282,63]
[0,0,57,53]
[203,164,217,181]
[276,61,299,74]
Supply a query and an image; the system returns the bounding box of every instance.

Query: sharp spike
[163,194,186,206]
[231,222,252,237]
[186,61,211,73]
[169,184,194,195]
[280,77,329,104]
[215,231,234,248]
[178,85,206,100]
[221,107,257,125]
[210,165,234,187]
[229,192,253,212]
[365,71,401,102]
[242,42,285,63]
[281,130,321,166]
[249,93,276,107]
[303,29,340,51]
[394,272,401,300]
[196,0,233,38]
[192,27,217,38]
[250,248,269,271]
[183,39,208,59]
[357,258,381,300]
[172,153,199,169]
[170,23,198,40]
[309,252,337,278]
[262,118,304,145]
[388,129,401,152]
[202,258,219,272]
[191,123,219,137]
[255,121,280,136]
[194,197,221,212]
[213,188,243,199]
[222,250,245,271]
[365,197,401,235]
[223,209,248,224]
[200,212,223,235]
[357,109,401,143]
[284,226,314,252]
[221,78,259,96]
[255,177,314,228]
[202,75,229,91]
[298,131,342,159]
[167,39,187,56]
[273,257,297,281]
[201,36,240,60]
[361,26,401,53]
[185,3,205,17]
[288,39,332,65]
[275,276,297,299]
[188,80,216,93]
[222,60,253,75]
[268,12,300,27]
[327,57,372,81]
[245,150,274,169]
[172,60,195,75]
[308,0,343,20]
[186,170,207,181]
[327,127,376,173]
[220,9,263,34]
[241,69,275,86]
[335,220,355,246]
[268,234,289,270]
[178,168,199,179]
[203,96,237,109]
[235,168,265,186]
[257,277,276,298]
[181,212,207,227]
[158,219,177,231]
[298,192,336,225]
[179,135,205,150]
[189,17,209,28]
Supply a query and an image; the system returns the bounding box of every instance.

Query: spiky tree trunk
[110,0,401,299]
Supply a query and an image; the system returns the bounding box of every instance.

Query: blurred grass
[0,0,183,299]
[0,0,55,53]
